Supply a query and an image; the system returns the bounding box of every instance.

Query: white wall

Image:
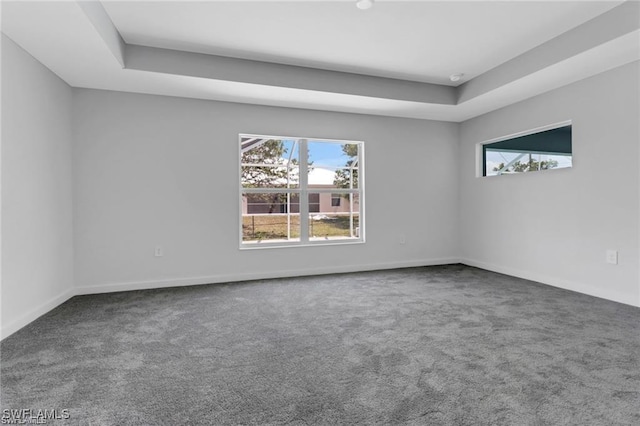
[1,35,75,338]
[72,90,459,293]
[459,61,640,307]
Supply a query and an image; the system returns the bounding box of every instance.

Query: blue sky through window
[308,140,354,169]
[278,139,356,169]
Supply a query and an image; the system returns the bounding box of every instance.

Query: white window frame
[239,134,365,249]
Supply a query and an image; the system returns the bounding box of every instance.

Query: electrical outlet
[155,246,163,257]
[606,249,618,265]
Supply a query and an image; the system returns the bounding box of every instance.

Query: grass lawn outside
[242,214,359,242]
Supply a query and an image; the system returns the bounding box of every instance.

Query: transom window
[482,123,572,177]
[240,134,364,248]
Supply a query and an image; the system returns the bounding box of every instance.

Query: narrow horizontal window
[240,135,364,248]
[482,124,572,177]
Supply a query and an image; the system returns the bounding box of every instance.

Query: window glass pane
[242,192,300,243]
[241,138,299,188]
[485,152,572,176]
[240,135,363,247]
[308,141,359,189]
[483,125,572,176]
[307,141,358,168]
[309,192,360,241]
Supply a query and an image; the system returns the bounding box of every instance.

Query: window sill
[239,238,365,250]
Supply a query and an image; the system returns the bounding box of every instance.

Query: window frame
[239,134,365,249]
[477,120,572,178]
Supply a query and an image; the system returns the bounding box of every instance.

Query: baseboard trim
[75,257,460,295]
[1,288,76,340]
[4,258,636,340]
[2,259,458,340]
[460,258,639,308]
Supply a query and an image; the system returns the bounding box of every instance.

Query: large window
[240,135,364,247]
[482,123,572,177]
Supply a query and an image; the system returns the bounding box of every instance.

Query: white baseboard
[10,257,632,341]
[460,258,639,308]
[2,258,457,340]
[1,288,76,340]
[75,257,460,295]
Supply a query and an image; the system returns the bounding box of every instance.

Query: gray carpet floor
[1,264,639,425]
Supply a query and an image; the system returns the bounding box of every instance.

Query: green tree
[241,139,291,214]
[493,157,559,174]
[333,144,358,190]
[241,139,289,188]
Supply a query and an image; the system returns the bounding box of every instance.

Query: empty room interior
[1,0,639,424]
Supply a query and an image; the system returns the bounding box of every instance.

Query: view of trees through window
[240,135,363,246]
[488,152,569,175]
